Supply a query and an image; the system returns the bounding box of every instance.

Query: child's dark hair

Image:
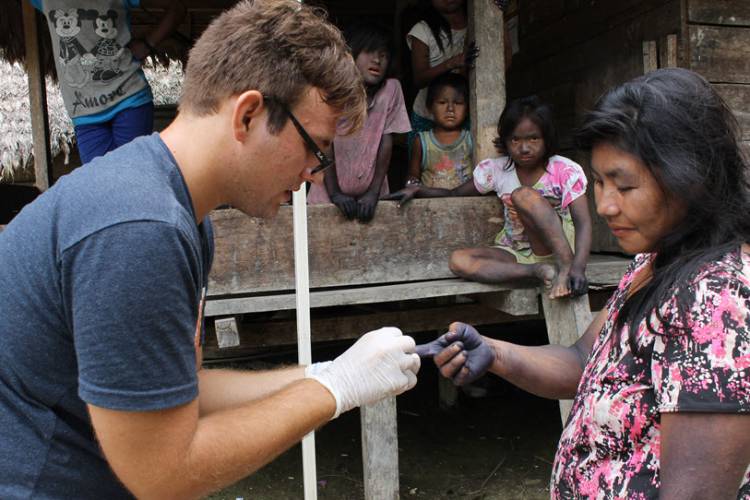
[344,22,394,76]
[425,72,468,108]
[576,67,750,355]
[415,0,465,53]
[494,95,559,167]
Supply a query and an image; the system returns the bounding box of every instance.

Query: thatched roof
[0,58,184,182]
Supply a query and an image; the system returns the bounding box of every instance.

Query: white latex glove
[307,327,420,419]
[304,361,332,378]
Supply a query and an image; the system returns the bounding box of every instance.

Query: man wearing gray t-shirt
[0,1,420,498]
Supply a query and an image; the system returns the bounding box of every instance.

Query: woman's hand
[382,185,420,208]
[415,322,495,386]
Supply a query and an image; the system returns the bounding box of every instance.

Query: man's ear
[232,90,264,142]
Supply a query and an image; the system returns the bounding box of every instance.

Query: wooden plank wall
[687,0,750,154]
[208,197,503,297]
[507,0,683,252]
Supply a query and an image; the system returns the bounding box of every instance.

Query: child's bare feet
[549,267,572,299]
[533,263,571,299]
[533,262,556,288]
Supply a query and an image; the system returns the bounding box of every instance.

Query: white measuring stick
[292,187,317,500]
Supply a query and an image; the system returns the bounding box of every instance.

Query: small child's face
[355,49,389,87]
[507,117,546,169]
[430,86,467,131]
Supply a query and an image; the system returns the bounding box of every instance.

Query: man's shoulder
[53,135,197,251]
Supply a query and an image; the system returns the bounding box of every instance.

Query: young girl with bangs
[308,22,411,222]
[389,95,592,299]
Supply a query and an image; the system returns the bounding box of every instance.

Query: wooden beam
[659,33,679,67]
[205,256,629,317]
[208,197,503,297]
[643,40,658,73]
[361,398,399,500]
[689,25,750,83]
[687,0,750,26]
[21,2,53,191]
[202,303,532,359]
[468,0,506,163]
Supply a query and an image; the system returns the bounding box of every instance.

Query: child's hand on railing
[330,192,358,220]
[357,191,380,222]
[382,185,420,208]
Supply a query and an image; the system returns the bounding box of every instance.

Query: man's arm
[197,365,305,416]
[88,327,418,499]
[660,413,750,499]
[89,378,334,500]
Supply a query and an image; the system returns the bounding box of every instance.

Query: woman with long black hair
[418,68,750,498]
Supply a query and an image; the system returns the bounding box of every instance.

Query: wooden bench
[204,197,629,499]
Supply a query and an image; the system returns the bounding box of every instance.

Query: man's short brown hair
[180,0,365,133]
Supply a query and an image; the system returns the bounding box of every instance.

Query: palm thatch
[0,58,184,182]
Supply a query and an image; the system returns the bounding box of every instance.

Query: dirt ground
[209,320,562,500]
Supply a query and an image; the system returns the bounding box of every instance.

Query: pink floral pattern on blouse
[551,250,750,499]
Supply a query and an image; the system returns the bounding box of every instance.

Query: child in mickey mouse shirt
[32,0,184,164]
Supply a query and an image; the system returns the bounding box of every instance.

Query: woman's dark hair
[576,67,750,353]
[494,95,559,168]
[415,0,465,53]
[425,72,468,108]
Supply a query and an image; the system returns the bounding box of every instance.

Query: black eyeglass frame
[262,95,334,175]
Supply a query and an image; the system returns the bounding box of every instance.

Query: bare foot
[549,268,572,299]
[533,263,556,290]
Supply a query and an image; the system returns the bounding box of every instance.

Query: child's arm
[410,39,466,89]
[324,148,358,220]
[384,178,480,207]
[406,136,423,185]
[568,196,592,296]
[357,134,393,222]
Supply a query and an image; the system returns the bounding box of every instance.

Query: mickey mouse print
[33,0,149,120]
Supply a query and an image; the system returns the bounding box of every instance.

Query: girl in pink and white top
[308,22,411,222]
[418,68,750,499]
[388,95,592,299]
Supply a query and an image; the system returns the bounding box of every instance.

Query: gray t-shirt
[32,0,150,122]
[0,133,213,498]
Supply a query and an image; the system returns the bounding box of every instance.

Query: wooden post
[21,1,53,191]
[540,293,592,424]
[659,34,678,68]
[468,0,506,163]
[642,40,658,74]
[361,397,399,500]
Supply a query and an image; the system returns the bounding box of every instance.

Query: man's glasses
[263,95,334,175]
